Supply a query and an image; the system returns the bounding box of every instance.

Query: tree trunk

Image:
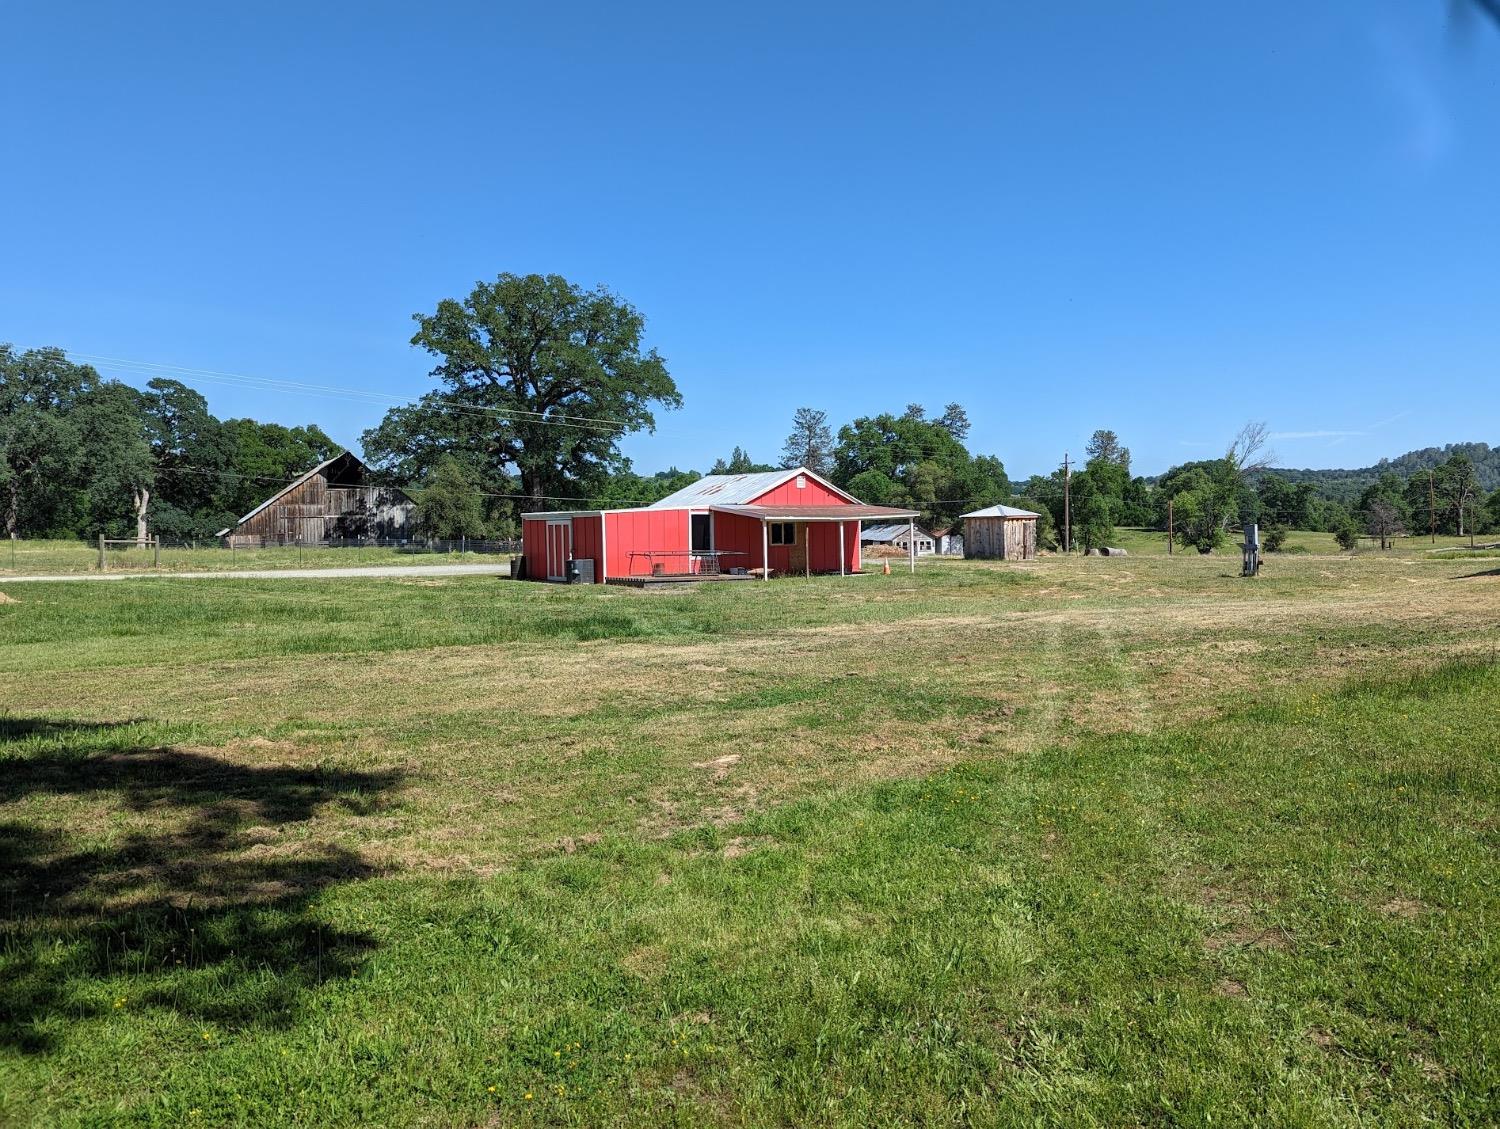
[134,486,150,546]
[522,469,546,514]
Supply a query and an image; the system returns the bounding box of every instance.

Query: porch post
[908,518,916,574]
[761,518,769,580]
[803,524,809,579]
[838,520,845,577]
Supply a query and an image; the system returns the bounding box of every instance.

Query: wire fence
[3,536,522,575]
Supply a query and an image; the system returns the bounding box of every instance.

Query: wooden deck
[604,573,759,588]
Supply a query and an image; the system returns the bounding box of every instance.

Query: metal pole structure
[838,520,846,577]
[1063,453,1072,554]
[98,534,105,571]
[908,518,916,574]
[761,518,769,580]
[1167,498,1174,555]
[154,537,160,568]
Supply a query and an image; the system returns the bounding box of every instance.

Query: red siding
[523,484,866,583]
[711,512,766,573]
[605,508,691,577]
[522,518,549,580]
[711,513,860,575]
[571,515,603,578]
[747,473,851,507]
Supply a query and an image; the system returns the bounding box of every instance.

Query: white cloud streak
[1269,429,1366,440]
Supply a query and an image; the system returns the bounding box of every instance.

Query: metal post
[98,534,105,571]
[908,519,916,574]
[838,521,845,577]
[1063,453,1072,554]
[154,537,160,568]
[761,519,769,580]
[1167,499,1174,555]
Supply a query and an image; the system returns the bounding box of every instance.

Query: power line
[60,351,634,434]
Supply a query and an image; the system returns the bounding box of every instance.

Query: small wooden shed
[961,504,1040,560]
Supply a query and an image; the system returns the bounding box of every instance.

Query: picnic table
[627,549,747,577]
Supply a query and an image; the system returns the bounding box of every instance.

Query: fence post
[154,537,161,568]
[99,534,106,571]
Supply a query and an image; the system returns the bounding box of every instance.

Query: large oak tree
[365,274,680,514]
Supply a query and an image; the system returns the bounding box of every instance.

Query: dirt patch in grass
[1204,924,1291,952]
[692,754,741,780]
[620,943,668,980]
[1309,1028,1339,1051]
[1378,896,1426,919]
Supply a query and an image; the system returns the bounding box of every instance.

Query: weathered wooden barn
[960,504,1040,560]
[216,451,415,547]
[521,467,919,583]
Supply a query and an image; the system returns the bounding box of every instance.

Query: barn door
[788,524,808,575]
[546,520,571,581]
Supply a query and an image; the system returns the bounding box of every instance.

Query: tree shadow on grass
[1451,567,1500,579]
[0,721,401,1053]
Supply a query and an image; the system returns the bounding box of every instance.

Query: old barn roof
[961,504,1041,519]
[649,466,857,508]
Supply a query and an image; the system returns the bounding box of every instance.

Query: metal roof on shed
[861,523,932,541]
[960,504,1041,519]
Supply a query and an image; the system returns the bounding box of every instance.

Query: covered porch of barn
[708,504,923,578]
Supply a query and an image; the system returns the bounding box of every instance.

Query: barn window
[795,475,806,489]
[769,521,796,545]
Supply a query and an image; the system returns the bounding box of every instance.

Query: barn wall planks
[223,454,414,547]
[963,516,1037,560]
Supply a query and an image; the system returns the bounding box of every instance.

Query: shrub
[1263,524,1289,552]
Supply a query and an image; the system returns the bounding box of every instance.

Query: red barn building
[520,467,920,583]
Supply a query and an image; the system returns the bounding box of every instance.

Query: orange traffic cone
[882,560,891,575]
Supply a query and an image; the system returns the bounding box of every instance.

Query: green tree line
[2,344,338,541]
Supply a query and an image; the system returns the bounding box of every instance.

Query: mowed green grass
[1,556,1498,1126]
[0,538,497,575]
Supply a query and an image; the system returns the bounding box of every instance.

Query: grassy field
[1,554,1497,1126]
[1107,527,1499,557]
[0,539,505,575]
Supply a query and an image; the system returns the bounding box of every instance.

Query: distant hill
[1263,442,1498,505]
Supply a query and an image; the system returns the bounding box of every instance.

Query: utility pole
[1062,452,1072,554]
[1429,470,1436,543]
[1167,498,1174,555]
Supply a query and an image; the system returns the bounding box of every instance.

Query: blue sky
[3,1,1497,480]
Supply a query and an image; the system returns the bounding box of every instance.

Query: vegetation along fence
[4,537,521,574]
